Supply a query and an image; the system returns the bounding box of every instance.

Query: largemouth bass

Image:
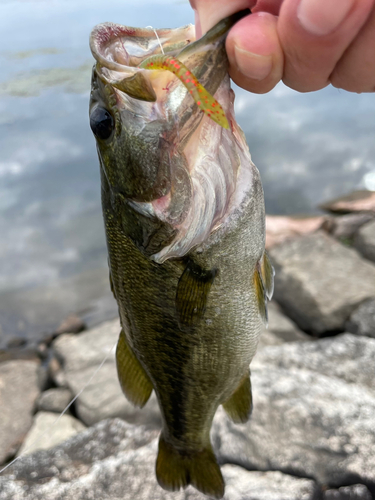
[89,10,273,499]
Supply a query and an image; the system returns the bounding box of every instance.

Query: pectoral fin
[254,251,275,324]
[116,329,153,407]
[176,260,216,327]
[222,370,253,423]
[260,251,275,300]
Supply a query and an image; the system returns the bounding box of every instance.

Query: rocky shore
[1,190,375,500]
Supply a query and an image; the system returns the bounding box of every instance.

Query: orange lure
[139,55,230,129]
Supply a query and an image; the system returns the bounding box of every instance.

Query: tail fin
[156,435,224,499]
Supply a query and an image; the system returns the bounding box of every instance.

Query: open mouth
[90,22,195,72]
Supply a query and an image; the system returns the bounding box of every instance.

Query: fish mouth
[90,12,255,264]
[90,23,195,102]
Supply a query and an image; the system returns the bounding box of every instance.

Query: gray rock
[320,190,375,214]
[55,314,86,335]
[323,484,372,500]
[258,302,310,350]
[322,213,374,240]
[253,334,375,391]
[52,319,161,427]
[346,299,375,338]
[269,232,375,334]
[0,360,41,464]
[17,411,86,456]
[354,219,375,263]
[37,388,73,414]
[221,466,319,499]
[0,418,318,500]
[212,336,375,492]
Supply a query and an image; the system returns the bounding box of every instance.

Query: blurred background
[1,0,375,348]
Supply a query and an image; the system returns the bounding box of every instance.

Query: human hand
[190,0,375,93]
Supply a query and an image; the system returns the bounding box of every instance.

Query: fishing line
[145,26,165,55]
[0,338,118,475]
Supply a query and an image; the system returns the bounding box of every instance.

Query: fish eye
[90,106,115,140]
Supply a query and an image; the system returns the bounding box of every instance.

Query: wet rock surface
[52,319,161,427]
[346,299,375,338]
[354,220,375,263]
[0,360,41,464]
[269,232,375,334]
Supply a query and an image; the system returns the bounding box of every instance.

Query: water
[1,0,375,347]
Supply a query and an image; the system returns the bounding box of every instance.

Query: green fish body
[89,11,273,498]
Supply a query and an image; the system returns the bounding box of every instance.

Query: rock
[266,215,324,249]
[37,388,73,414]
[269,232,375,334]
[354,219,375,263]
[0,348,40,364]
[55,314,86,335]
[52,319,161,427]
[320,190,375,214]
[346,298,375,338]
[0,360,41,464]
[6,337,27,349]
[0,418,318,500]
[17,411,86,456]
[322,213,374,240]
[257,301,311,350]
[211,337,375,492]
[323,484,372,500]
[253,334,375,391]
[48,355,67,387]
[221,467,319,500]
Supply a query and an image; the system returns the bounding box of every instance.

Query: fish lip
[89,22,195,73]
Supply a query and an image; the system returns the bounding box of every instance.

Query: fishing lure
[139,55,230,129]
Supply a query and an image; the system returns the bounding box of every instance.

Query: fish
[89,10,274,499]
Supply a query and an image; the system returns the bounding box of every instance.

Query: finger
[226,12,284,93]
[277,0,375,92]
[330,4,375,92]
[252,0,283,16]
[189,0,255,34]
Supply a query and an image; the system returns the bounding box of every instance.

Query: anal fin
[116,329,153,408]
[222,370,252,423]
[156,435,224,499]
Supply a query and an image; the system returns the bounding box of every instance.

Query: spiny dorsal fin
[176,260,217,327]
[222,370,253,423]
[116,329,153,407]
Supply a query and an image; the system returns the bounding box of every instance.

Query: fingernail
[298,0,355,36]
[234,45,273,81]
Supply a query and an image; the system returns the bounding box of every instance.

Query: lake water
[1,0,375,347]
